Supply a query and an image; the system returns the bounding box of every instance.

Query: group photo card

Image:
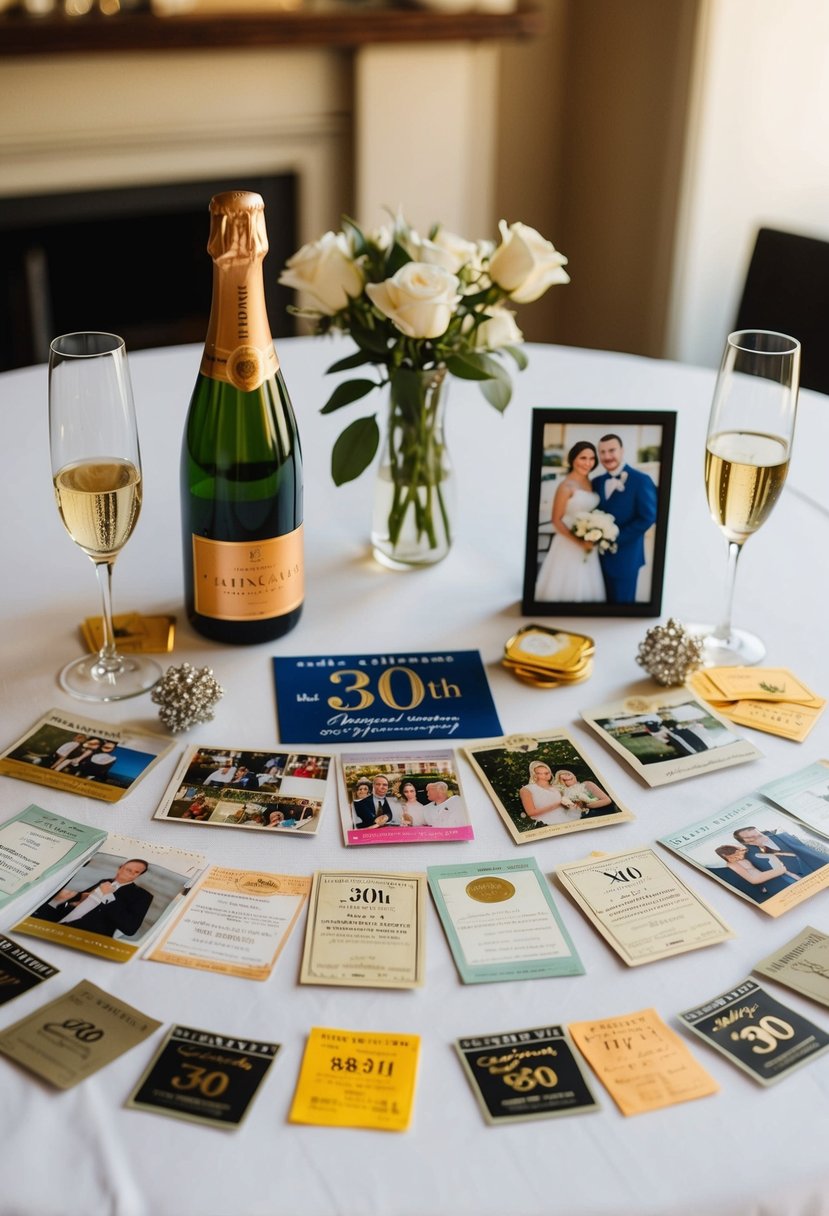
[0,979,160,1090]
[154,743,331,835]
[300,871,426,990]
[754,926,829,1008]
[272,650,502,745]
[521,409,676,618]
[0,709,173,803]
[455,1025,599,1124]
[568,1008,718,1116]
[581,689,761,787]
[127,1025,281,1129]
[427,857,583,984]
[337,747,472,846]
[554,846,733,967]
[14,832,206,963]
[147,867,311,981]
[0,805,106,915]
[678,977,829,1086]
[464,730,633,845]
[659,792,829,917]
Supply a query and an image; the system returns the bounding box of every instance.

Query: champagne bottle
[181,190,303,644]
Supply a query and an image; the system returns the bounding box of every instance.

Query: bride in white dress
[519,761,581,827]
[534,441,607,603]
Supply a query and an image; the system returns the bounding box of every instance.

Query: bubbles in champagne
[54,458,142,558]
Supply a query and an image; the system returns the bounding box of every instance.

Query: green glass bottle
[181,190,303,644]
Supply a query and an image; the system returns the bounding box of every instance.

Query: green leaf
[349,319,393,357]
[480,375,512,412]
[320,379,378,414]
[385,241,413,276]
[445,351,503,381]
[331,415,380,485]
[326,350,377,374]
[503,344,529,371]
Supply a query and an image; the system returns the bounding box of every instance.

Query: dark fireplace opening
[0,173,297,372]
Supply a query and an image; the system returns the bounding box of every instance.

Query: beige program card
[0,979,160,1089]
[555,846,733,966]
[754,926,829,1008]
[568,1008,718,1116]
[300,871,426,989]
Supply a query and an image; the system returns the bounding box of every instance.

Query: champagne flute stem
[92,559,122,675]
[711,540,743,645]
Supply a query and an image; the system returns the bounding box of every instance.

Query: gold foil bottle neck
[207,191,269,265]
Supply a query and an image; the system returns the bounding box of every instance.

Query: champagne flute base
[59,653,162,702]
[687,623,766,668]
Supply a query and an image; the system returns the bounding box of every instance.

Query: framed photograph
[522,409,676,617]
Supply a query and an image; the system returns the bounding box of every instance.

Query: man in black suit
[36,858,153,938]
[352,774,395,829]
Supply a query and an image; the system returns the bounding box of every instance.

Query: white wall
[667,0,829,368]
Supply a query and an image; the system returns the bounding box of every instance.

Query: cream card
[300,871,426,989]
[754,926,829,1008]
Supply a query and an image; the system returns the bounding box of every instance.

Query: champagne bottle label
[192,526,304,621]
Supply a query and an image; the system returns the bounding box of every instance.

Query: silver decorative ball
[151,662,224,732]
[636,618,704,686]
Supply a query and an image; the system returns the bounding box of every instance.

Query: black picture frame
[522,409,676,618]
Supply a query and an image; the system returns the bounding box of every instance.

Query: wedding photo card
[455,1025,599,1124]
[659,793,829,918]
[581,689,761,787]
[568,1009,718,1116]
[0,805,106,914]
[0,934,58,1007]
[147,867,311,981]
[272,650,502,745]
[300,871,426,989]
[464,730,633,845]
[127,1025,281,1128]
[678,977,829,1085]
[754,926,829,1008]
[337,748,472,846]
[521,409,676,618]
[13,832,206,962]
[0,980,160,1090]
[427,857,583,983]
[0,709,174,804]
[289,1026,421,1132]
[554,846,733,966]
[154,743,331,835]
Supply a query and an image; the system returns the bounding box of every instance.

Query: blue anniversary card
[273,651,502,745]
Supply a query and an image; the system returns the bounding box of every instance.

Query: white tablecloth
[0,337,827,1216]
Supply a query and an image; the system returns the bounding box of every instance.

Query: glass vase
[371,367,455,569]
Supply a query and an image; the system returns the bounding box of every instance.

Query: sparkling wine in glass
[697,329,800,666]
[49,332,161,700]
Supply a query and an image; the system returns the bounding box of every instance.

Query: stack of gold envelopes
[503,624,595,687]
[688,666,825,742]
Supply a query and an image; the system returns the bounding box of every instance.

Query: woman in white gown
[534,441,607,603]
[519,761,581,827]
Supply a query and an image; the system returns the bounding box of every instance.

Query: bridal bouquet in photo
[279,213,569,568]
[570,509,619,558]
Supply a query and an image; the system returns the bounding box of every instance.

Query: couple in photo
[535,434,657,604]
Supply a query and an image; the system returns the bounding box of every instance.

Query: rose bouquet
[570,508,619,558]
[280,213,568,565]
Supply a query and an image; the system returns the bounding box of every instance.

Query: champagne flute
[696,329,800,666]
[49,332,161,700]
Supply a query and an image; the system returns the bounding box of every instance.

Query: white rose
[279,231,363,315]
[473,306,523,351]
[408,226,478,274]
[585,528,603,543]
[366,262,461,339]
[488,221,569,303]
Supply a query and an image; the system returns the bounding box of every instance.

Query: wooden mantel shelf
[0,3,543,55]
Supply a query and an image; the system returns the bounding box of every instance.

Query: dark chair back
[735,227,829,395]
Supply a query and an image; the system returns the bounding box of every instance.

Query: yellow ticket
[723,698,825,743]
[568,1008,717,1116]
[705,667,817,705]
[687,670,730,705]
[288,1027,420,1132]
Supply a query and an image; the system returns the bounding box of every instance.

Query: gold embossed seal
[227,345,265,391]
[465,876,516,903]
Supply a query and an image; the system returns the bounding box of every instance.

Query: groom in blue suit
[594,434,658,604]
